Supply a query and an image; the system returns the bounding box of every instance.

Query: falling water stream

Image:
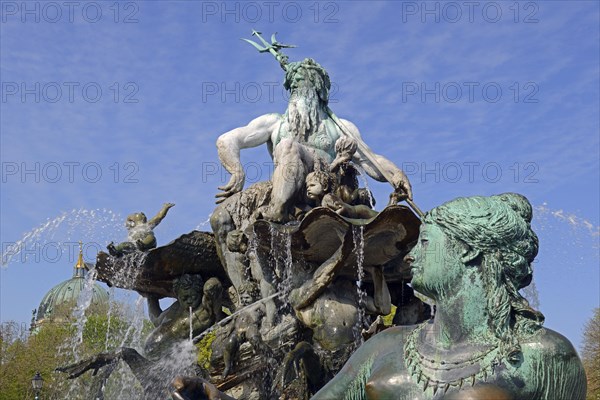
[119,295,146,349]
[353,165,376,208]
[282,231,293,299]
[189,306,193,342]
[268,224,294,306]
[72,268,100,356]
[352,225,366,347]
[105,287,116,351]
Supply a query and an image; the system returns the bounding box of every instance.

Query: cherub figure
[145,275,224,356]
[107,202,175,256]
[328,137,375,207]
[305,170,378,220]
[222,281,270,378]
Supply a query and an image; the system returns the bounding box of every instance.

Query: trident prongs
[241,30,270,53]
[241,30,296,70]
[270,32,296,51]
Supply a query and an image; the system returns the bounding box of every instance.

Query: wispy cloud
[1,0,598,348]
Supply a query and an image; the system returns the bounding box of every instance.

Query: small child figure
[107,203,175,256]
[305,170,378,220]
[222,281,270,378]
[144,275,224,357]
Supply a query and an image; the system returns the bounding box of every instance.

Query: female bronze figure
[313,193,586,400]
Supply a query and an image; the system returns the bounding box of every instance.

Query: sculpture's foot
[222,365,231,379]
[172,376,237,400]
[276,341,321,389]
[56,351,120,379]
[106,242,120,257]
[120,242,140,255]
[108,241,142,257]
[362,315,386,340]
[259,322,272,338]
[257,206,292,224]
[135,240,157,253]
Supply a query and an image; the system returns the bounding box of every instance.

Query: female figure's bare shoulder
[521,327,579,356]
[354,324,419,362]
[515,327,587,399]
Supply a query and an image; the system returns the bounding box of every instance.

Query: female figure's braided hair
[425,193,544,359]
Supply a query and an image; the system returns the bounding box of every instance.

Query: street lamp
[31,371,43,400]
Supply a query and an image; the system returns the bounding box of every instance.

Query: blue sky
[1,1,598,350]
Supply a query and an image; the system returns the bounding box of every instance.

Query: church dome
[35,243,109,325]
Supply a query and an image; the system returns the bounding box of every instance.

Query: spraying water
[119,295,147,349]
[1,208,122,268]
[531,203,599,274]
[106,294,148,399]
[194,214,212,230]
[534,203,599,238]
[523,203,599,335]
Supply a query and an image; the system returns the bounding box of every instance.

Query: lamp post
[31,371,43,400]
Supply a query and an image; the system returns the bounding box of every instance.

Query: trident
[241,31,425,218]
[241,30,296,71]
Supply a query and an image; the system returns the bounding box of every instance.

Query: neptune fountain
[58,32,587,400]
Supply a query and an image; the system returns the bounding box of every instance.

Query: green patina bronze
[55,32,587,400]
[312,193,587,399]
[107,202,175,256]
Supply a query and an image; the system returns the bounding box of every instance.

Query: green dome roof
[36,245,109,323]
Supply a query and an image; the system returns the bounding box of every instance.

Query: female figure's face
[408,223,464,299]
